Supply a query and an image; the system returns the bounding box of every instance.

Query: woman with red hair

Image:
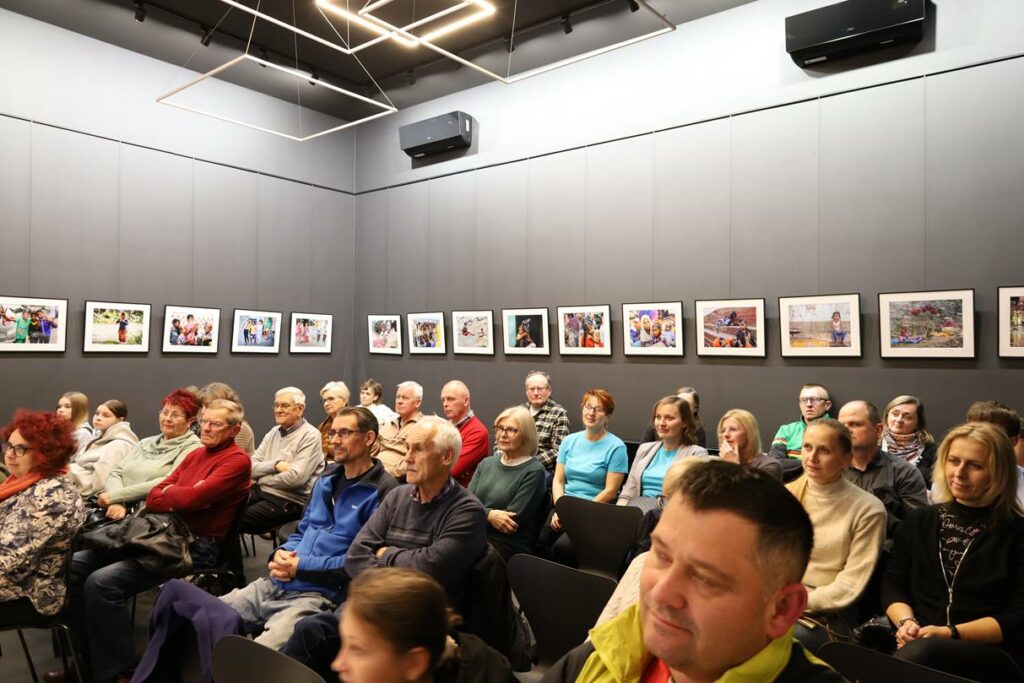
[94,388,202,520]
[0,410,86,626]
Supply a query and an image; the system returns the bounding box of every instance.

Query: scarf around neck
[883,429,922,462]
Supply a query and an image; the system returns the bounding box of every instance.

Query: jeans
[279,607,342,680]
[220,577,334,650]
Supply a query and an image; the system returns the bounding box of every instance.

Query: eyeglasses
[495,426,520,437]
[328,429,364,439]
[159,410,187,420]
[582,404,606,415]
[199,419,230,429]
[2,443,33,457]
[273,402,298,410]
[799,397,828,405]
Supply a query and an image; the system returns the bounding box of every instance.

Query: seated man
[544,460,844,682]
[521,370,570,473]
[220,406,397,649]
[376,381,425,479]
[441,380,489,487]
[279,415,487,678]
[242,387,325,534]
[769,383,833,479]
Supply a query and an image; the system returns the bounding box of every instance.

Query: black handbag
[80,509,195,578]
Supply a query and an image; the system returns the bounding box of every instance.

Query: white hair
[276,386,306,406]
[397,381,424,401]
[320,381,350,401]
[419,415,462,466]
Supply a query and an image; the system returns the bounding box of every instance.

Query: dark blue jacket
[273,460,398,603]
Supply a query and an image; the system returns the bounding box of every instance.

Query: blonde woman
[56,391,95,458]
[882,395,937,486]
[717,409,782,480]
[318,381,351,458]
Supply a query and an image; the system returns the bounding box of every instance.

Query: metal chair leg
[54,625,85,683]
[16,629,40,683]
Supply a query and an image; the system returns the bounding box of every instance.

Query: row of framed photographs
[0,298,333,355]
[369,288,1024,359]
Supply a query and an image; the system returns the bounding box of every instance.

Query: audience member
[619,395,708,507]
[839,400,928,541]
[441,381,489,487]
[881,395,937,487]
[640,386,707,448]
[193,382,256,455]
[883,422,1024,682]
[55,391,94,458]
[0,411,85,628]
[359,378,398,426]
[769,384,833,480]
[787,418,886,650]
[242,387,325,535]
[544,460,844,682]
[520,371,570,473]
[317,381,351,459]
[377,381,425,478]
[95,388,202,520]
[70,399,139,497]
[468,406,546,560]
[717,408,782,480]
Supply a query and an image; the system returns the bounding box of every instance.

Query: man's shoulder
[774,419,804,436]
[778,642,848,682]
[547,400,568,416]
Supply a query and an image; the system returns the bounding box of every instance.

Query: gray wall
[353,56,1024,444]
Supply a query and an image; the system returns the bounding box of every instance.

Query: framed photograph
[695,299,765,357]
[231,309,282,354]
[83,301,151,353]
[290,312,333,354]
[0,295,68,352]
[162,305,220,353]
[999,286,1024,358]
[558,305,611,356]
[879,289,975,359]
[452,310,494,355]
[502,307,550,356]
[778,294,861,358]
[368,314,402,355]
[407,312,446,355]
[621,302,683,357]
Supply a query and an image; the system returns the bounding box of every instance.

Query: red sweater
[452,414,490,487]
[145,440,251,540]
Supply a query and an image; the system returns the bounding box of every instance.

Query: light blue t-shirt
[640,446,680,498]
[558,431,629,500]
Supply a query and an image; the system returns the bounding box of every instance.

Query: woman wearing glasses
[0,410,86,627]
[467,406,546,560]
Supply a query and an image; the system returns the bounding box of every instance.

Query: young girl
[831,311,847,345]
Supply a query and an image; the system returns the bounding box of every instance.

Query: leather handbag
[80,509,195,578]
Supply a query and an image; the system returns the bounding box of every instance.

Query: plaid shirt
[524,399,571,470]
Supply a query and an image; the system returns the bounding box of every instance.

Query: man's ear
[765,583,808,641]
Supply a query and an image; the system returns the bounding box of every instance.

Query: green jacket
[771,419,809,458]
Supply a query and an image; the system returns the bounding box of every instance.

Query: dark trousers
[896,638,1023,682]
[239,487,303,535]
[0,597,51,628]
[279,607,341,681]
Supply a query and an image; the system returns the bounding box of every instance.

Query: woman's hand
[895,619,922,648]
[97,492,112,507]
[487,510,519,534]
[106,504,128,520]
[550,512,562,532]
[918,625,953,640]
[719,441,739,464]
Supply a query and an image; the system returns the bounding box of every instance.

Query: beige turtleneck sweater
[787,475,886,613]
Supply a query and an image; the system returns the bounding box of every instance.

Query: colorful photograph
[452,310,494,355]
[502,307,550,356]
[83,301,151,353]
[408,312,446,355]
[999,287,1024,358]
[622,302,683,357]
[368,314,402,355]
[880,290,974,359]
[231,309,281,354]
[0,296,67,352]
[290,312,333,354]
[695,299,765,357]
[779,294,861,357]
[558,305,611,356]
[162,305,220,354]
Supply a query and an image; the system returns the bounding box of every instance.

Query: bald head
[441,381,472,423]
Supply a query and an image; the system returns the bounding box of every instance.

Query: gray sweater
[617,441,708,505]
[250,420,325,504]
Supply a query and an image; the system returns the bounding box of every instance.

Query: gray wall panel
[526,150,587,307]
[427,173,477,311]
[0,117,31,295]
[386,182,430,314]
[257,175,313,312]
[351,190,392,390]
[118,145,194,304]
[474,162,528,310]
[311,189,355,381]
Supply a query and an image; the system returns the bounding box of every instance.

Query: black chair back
[817,642,979,682]
[555,496,643,580]
[623,440,641,470]
[507,554,617,671]
[213,634,322,683]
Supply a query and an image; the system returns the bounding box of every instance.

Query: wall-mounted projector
[786,0,925,67]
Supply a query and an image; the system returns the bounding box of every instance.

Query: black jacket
[438,632,517,683]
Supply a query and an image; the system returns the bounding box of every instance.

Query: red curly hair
[1,410,76,473]
[163,388,201,420]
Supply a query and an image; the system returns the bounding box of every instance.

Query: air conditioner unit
[786,0,925,67]
[399,111,473,159]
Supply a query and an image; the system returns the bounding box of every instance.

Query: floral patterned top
[0,475,86,615]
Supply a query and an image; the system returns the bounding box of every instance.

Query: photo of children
[231,309,281,354]
[83,301,151,353]
[0,296,67,352]
[999,287,1024,358]
[408,313,446,354]
[162,306,219,353]
[622,302,683,356]
[785,303,852,348]
[452,312,493,354]
[558,305,612,356]
[1012,296,1024,348]
[502,308,549,356]
[368,315,401,355]
[291,313,332,353]
[700,306,758,349]
[887,299,964,349]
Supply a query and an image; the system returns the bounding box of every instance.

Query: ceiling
[1,0,753,125]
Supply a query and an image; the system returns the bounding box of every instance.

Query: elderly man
[241,387,325,535]
[441,380,490,486]
[522,370,570,472]
[280,415,487,677]
[839,400,928,542]
[376,381,425,478]
[543,461,843,682]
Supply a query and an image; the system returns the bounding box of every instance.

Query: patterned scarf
[883,429,923,463]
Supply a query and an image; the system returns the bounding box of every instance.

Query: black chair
[507,554,617,673]
[212,634,322,683]
[555,496,642,580]
[188,499,250,595]
[818,642,980,682]
[622,440,641,470]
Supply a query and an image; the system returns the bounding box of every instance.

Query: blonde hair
[662,455,714,497]
[885,395,934,445]
[932,422,1022,524]
[205,399,244,426]
[493,406,539,458]
[717,409,762,462]
[320,381,351,404]
[59,391,90,429]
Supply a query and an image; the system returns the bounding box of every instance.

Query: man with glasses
[441,380,489,487]
[768,384,833,479]
[522,370,570,473]
[242,387,325,535]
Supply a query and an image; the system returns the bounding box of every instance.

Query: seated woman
[883,423,1024,682]
[881,395,937,486]
[468,406,546,560]
[618,395,707,508]
[787,418,886,651]
[640,386,707,447]
[318,381,351,459]
[329,568,515,683]
[94,388,202,520]
[193,382,256,455]
[717,408,782,480]
[538,389,628,561]
[56,391,95,458]
[70,400,139,497]
[359,378,398,426]
[0,411,86,628]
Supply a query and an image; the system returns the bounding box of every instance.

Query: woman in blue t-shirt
[538,389,628,560]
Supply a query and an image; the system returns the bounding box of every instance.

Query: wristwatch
[948,623,961,640]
